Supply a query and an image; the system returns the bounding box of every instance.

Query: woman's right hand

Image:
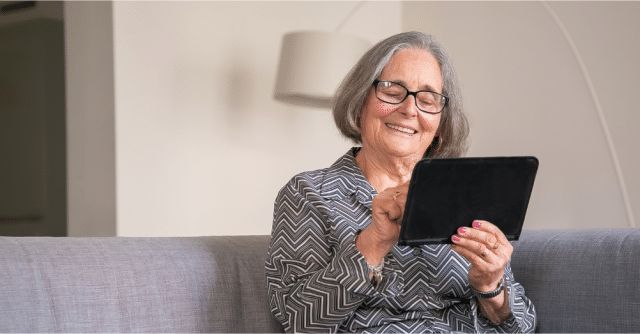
[355,183,409,266]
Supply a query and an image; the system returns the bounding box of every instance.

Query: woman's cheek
[418,114,439,133]
[377,101,397,114]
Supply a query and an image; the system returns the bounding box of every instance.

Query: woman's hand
[355,183,409,266]
[451,220,513,323]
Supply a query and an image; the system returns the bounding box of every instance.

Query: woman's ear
[435,136,443,152]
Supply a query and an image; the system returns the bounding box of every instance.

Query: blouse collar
[319,147,377,208]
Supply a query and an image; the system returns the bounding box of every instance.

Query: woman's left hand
[450,220,512,293]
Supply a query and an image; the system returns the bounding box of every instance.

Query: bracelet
[367,260,384,284]
[354,230,384,284]
[470,276,505,299]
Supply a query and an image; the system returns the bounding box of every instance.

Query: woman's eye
[382,91,404,99]
[419,99,435,106]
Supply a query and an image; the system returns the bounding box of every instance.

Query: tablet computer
[398,156,538,246]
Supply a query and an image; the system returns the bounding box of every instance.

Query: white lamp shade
[274,31,370,108]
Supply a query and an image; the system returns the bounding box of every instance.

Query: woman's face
[359,48,443,160]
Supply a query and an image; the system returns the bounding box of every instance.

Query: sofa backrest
[0,236,284,333]
[1,229,638,333]
[512,228,640,333]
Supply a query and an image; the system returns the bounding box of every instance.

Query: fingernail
[473,221,482,228]
[458,227,467,235]
[452,235,461,242]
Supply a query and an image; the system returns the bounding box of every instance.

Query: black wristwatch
[471,276,505,299]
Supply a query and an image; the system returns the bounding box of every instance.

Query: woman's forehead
[381,48,443,91]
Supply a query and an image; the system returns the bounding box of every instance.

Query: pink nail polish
[452,235,461,242]
[473,221,481,228]
[458,227,467,235]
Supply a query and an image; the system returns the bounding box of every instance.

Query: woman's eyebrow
[388,79,440,92]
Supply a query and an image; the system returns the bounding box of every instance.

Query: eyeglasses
[372,80,448,114]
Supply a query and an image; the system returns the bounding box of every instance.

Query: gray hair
[332,31,469,158]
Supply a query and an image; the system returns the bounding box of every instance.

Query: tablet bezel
[397,156,538,246]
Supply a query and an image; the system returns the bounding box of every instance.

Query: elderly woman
[266,31,536,333]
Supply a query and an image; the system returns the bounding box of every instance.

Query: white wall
[403,1,640,230]
[112,2,402,236]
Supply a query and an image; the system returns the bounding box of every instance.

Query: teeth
[386,124,416,134]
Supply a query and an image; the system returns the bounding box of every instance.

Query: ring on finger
[481,247,489,257]
[493,240,501,250]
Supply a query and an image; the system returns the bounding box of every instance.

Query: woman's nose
[399,94,419,116]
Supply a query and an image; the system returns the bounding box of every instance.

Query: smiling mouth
[386,123,417,135]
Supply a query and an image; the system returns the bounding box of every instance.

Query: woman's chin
[381,144,425,160]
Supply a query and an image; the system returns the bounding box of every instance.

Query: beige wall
[65,1,116,237]
[65,1,638,236]
[404,1,639,229]
[112,1,402,236]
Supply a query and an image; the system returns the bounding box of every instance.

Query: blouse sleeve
[265,178,381,333]
[473,262,537,333]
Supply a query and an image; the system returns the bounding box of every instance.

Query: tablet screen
[398,156,538,246]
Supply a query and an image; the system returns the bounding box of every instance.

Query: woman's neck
[355,146,421,193]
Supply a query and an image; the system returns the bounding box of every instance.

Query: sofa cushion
[0,236,284,333]
[512,229,640,333]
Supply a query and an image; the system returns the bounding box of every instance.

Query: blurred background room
[1,1,638,237]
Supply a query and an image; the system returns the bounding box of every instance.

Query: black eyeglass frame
[372,79,449,115]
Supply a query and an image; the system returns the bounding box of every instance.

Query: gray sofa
[0,229,638,333]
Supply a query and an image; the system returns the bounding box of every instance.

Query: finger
[386,201,402,222]
[457,226,513,265]
[456,226,501,253]
[392,192,407,217]
[390,191,406,204]
[472,220,509,244]
[381,183,409,194]
[372,194,404,223]
[381,184,409,216]
[451,234,506,279]
[451,234,494,265]
[456,225,513,260]
[386,185,408,200]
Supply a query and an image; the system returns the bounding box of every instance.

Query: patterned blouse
[266,148,537,333]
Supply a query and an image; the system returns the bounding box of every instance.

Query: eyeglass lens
[376,81,445,114]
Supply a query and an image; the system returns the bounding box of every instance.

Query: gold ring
[481,248,489,257]
[493,240,501,250]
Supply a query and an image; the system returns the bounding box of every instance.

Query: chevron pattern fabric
[266,148,536,333]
